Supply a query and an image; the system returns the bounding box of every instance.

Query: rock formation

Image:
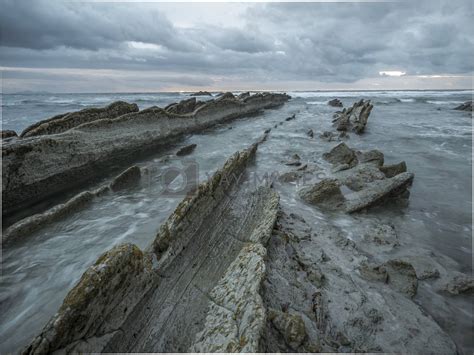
[2,92,290,221]
[300,143,414,213]
[3,165,142,244]
[453,101,472,111]
[332,99,373,134]
[176,143,197,156]
[190,91,213,96]
[328,98,343,107]
[20,101,139,137]
[1,130,17,139]
[24,141,280,354]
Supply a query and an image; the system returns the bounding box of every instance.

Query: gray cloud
[0,0,472,91]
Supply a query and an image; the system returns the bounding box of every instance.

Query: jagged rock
[453,101,472,111]
[268,309,308,349]
[345,172,414,212]
[334,163,386,191]
[356,149,384,167]
[332,100,373,134]
[20,101,139,137]
[328,98,343,107]
[3,93,290,219]
[298,179,345,210]
[176,143,197,156]
[279,171,302,183]
[323,143,358,168]
[237,92,250,100]
[109,166,141,191]
[443,275,474,295]
[24,243,154,355]
[285,114,296,121]
[165,97,197,114]
[379,161,407,178]
[360,259,418,298]
[306,129,314,138]
[216,92,235,101]
[190,91,212,96]
[1,130,17,139]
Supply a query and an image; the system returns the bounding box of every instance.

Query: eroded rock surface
[332,99,373,134]
[20,101,139,138]
[1,130,17,139]
[24,142,281,354]
[328,98,343,107]
[2,92,290,219]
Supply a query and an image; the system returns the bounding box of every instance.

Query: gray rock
[176,143,197,156]
[345,172,414,213]
[298,179,345,210]
[109,166,141,191]
[332,100,373,134]
[443,275,474,295]
[356,149,384,167]
[453,101,472,111]
[237,92,250,100]
[323,142,358,168]
[306,129,314,138]
[328,98,343,107]
[285,114,296,121]
[1,130,17,139]
[190,91,212,96]
[3,93,290,219]
[268,309,308,349]
[379,161,407,178]
[20,101,139,137]
[215,92,235,101]
[360,259,418,298]
[165,97,197,114]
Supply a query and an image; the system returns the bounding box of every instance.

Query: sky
[0,0,473,93]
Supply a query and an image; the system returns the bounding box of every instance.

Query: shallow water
[1,90,472,353]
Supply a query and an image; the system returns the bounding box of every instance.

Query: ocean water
[0,90,472,353]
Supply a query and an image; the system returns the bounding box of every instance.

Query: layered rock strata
[24,142,280,354]
[2,92,290,219]
[332,99,373,134]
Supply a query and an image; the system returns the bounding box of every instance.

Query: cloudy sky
[0,0,473,93]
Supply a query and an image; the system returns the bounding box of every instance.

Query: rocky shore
[3,94,471,354]
[2,92,289,223]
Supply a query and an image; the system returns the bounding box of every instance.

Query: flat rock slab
[345,172,414,213]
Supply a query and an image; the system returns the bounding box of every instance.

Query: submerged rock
[306,129,314,138]
[1,130,17,139]
[360,259,418,298]
[328,98,343,107]
[20,101,139,137]
[443,275,474,295]
[453,101,472,111]
[285,114,296,121]
[176,143,197,156]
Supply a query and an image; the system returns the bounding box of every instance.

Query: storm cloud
[0,0,472,92]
